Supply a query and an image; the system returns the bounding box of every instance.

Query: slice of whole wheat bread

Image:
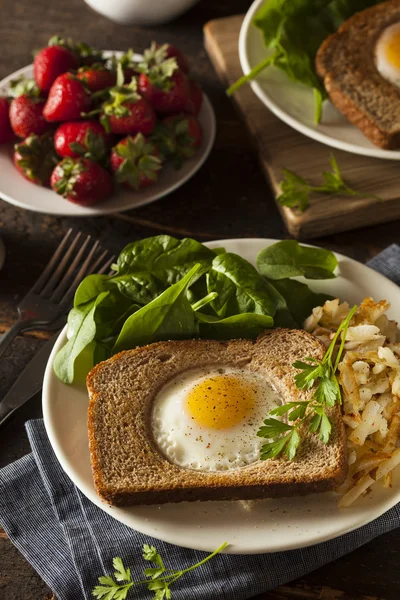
[87,329,347,506]
[316,0,400,149]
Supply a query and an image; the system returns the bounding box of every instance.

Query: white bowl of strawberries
[0,37,215,215]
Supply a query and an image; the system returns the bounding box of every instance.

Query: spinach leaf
[270,278,333,326]
[54,288,137,383]
[53,291,110,384]
[186,272,209,305]
[93,289,137,340]
[196,312,273,340]
[113,264,201,352]
[110,235,216,305]
[74,273,112,307]
[257,240,338,280]
[228,0,381,121]
[207,253,277,318]
[93,340,112,366]
[262,278,298,328]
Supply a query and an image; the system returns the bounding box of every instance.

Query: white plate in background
[239,0,400,160]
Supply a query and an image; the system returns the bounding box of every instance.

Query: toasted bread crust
[87,330,347,506]
[316,0,400,149]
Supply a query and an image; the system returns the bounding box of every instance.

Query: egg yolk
[385,31,400,69]
[186,374,255,430]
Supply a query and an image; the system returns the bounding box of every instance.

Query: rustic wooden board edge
[203,16,400,239]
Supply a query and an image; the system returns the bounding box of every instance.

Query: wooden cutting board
[204,15,400,239]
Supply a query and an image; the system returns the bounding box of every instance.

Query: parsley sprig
[257,305,357,460]
[278,155,380,212]
[92,542,228,600]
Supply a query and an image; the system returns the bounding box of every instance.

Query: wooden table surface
[0,0,400,599]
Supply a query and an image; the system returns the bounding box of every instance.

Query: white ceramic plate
[43,238,400,554]
[0,53,216,216]
[239,0,400,161]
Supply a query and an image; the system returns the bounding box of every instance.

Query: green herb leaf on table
[277,155,382,212]
[276,169,311,212]
[92,555,133,599]
[143,544,165,579]
[257,304,358,460]
[113,557,132,583]
[257,240,338,280]
[92,542,228,600]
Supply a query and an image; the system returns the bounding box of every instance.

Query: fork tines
[32,229,114,304]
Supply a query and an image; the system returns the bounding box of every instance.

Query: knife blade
[0,331,61,428]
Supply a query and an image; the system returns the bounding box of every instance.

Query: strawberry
[162,44,190,74]
[54,120,110,160]
[100,75,155,136]
[14,132,59,186]
[112,49,139,84]
[138,68,189,115]
[137,43,189,114]
[77,64,116,92]
[43,73,92,122]
[9,80,51,138]
[185,79,203,116]
[148,121,176,159]
[46,35,104,66]
[34,45,79,93]
[162,114,202,166]
[110,133,162,190]
[141,43,189,75]
[50,157,113,205]
[123,68,138,85]
[73,41,104,66]
[0,98,14,144]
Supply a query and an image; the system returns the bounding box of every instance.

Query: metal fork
[0,229,113,359]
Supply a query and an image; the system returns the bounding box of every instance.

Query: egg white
[151,366,281,472]
[376,22,400,88]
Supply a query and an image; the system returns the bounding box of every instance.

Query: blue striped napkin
[1,244,400,600]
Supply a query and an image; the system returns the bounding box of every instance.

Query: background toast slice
[87,329,347,506]
[316,0,400,149]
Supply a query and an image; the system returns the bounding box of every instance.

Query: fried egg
[151,366,281,472]
[376,22,400,87]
